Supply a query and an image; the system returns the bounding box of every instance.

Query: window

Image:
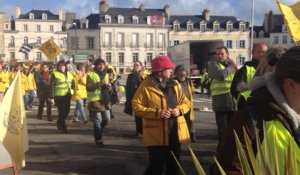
[119,53,124,64]
[24,53,29,60]
[23,24,28,32]
[86,37,95,49]
[5,24,9,30]
[104,32,112,47]
[200,24,206,32]
[226,40,232,48]
[37,37,41,44]
[119,68,124,74]
[70,36,79,49]
[187,24,193,32]
[82,23,87,29]
[239,24,246,32]
[10,52,15,59]
[36,25,41,32]
[274,36,279,44]
[9,36,15,47]
[118,15,124,24]
[105,15,111,23]
[282,25,288,32]
[239,40,246,48]
[227,24,233,32]
[37,52,42,62]
[174,40,180,46]
[132,33,139,48]
[159,53,165,56]
[147,53,153,62]
[24,37,29,44]
[132,16,139,24]
[42,13,47,20]
[106,52,112,63]
[133,53,139,62]
[117,33,125,47]
[237,56,245,66]
[283,36,287,44]
[158,33,165,48]
[174,24,180,32]
[146,33,153,48]
[29,13,34,19]
[213,24,219,32]
[50,25,54,32]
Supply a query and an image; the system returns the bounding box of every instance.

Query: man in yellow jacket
[72,63,87,124]
[132,56,191,175]
[23,65,37,109]
[0,63,9,103]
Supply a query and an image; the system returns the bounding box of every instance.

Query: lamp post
[73,22,77,56]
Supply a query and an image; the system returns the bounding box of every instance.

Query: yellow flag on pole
[0,71,29,169]
[39,39,62,60]
[277,1,300,42]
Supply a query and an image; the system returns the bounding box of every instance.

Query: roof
[70,14,100,29]
[169,15,246,30]
[18,10,59,20]
[99,7,169,25]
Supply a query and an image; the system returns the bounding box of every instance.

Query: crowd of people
[1,43,300,174]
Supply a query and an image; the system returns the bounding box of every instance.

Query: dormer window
[200,22,206,32]
[42,13,47,20]
[29,13,34,19]
[118,15,124,24]
[105,15,111,23]
[80,18,89,29]
[239,22,246,32]
[173,21,180,32]
[259,31,264,38]
[226,22,233,32]
[213,22,220,32]
[187,21,193,32]
[132,16,139,24]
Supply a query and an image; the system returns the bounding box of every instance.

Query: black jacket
[124,71,142,115]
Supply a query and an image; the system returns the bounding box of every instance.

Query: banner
[277,1,300,42]
[149,15,164,26]
[39,39,62,60]
[0,71,28,169]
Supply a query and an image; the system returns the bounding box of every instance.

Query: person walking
[86,58,111,147]
[49,60,75,133]
[208,46,237,145]
[132,56,191,175]
[0,62,9,103]
[72,63,88,124]
[36,63,52,121]
[124,61,148,136]
[213,46,298,175]
[174,65,197,142]
[23,65,37,109]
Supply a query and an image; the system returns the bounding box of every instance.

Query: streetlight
[73,22,77,55]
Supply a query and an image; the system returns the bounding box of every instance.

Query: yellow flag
[277,1,300,42]
[0,71,29,169]
[39,39,62,60]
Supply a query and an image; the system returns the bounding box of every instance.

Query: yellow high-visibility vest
[87,72,108,102]
[237,65,256,104]
[53,71,74,97]
[210,63,234,96]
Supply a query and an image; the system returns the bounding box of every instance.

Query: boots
[190,132,197,143]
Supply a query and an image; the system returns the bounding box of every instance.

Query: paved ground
[3,95,218,175]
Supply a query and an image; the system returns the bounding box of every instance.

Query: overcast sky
[0,0,296,25]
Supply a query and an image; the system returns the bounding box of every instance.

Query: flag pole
[250,0,255,59]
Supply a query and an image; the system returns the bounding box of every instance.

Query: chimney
[16,6,21,19]
[140,4,145,12]
[100,0,109,13]
[268,10,274,31]
[164,4,170,18]
[263,13,268,32]
[203,9,210,21]
[58,8,64,20]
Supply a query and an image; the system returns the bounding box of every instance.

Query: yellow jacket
[9,71,17,83]
[72,72,87,100]
[132,77,191,147]
[0,71,9,92]
[20,73,27,95]
[25,73,36,91]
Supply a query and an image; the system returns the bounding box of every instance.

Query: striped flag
[19,44,33,54]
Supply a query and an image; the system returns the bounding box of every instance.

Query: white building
[67,1,170,74]
[3,7,67,62]
[0,12,5,58]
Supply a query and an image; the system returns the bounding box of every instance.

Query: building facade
[3,7,67,62]
[169,9,250,67]
[0,12,4,59]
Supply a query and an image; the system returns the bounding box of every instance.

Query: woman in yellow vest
[0,63,9,103]
[72,63,87,124]
[213,46,300,174]
[86,58,111,147]
[49,60,75,133]
[132,56,191,175]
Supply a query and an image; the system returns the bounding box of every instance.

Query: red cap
[151,56,175,72]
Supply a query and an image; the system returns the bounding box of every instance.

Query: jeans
[25,90,35,108]
[144,144,181,175]
[91,110,111,142]
[73,99,87,122]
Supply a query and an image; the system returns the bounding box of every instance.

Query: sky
[0,0,297,25]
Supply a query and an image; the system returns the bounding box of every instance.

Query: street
[7,95,218,175]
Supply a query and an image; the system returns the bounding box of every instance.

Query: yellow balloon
[118,86,125,93]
